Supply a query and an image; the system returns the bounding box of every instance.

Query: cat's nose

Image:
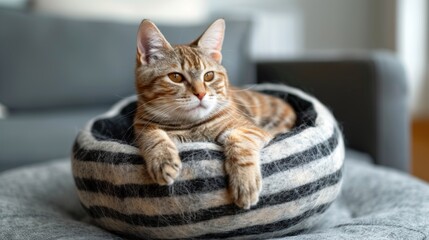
[194,92,206,101]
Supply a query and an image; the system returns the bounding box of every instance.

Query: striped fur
[134,19,296,209]
[72,84,345,239]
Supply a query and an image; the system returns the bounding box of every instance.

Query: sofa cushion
[0,106,108,171]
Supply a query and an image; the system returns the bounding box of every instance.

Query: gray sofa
[1,8,428,240]
[0,9,252,171]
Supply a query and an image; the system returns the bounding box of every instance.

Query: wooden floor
[412,118,429,182]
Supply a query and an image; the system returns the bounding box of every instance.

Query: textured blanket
[1,153,428,239]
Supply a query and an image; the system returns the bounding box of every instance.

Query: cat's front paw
[146,151,182,185]
[227,164,262,209]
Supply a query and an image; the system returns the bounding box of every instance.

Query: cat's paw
[146,151,182,185]
[227,164,262,209]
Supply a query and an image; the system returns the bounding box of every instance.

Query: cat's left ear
[192,19,225,63]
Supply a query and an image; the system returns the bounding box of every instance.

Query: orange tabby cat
[134,19,296,209]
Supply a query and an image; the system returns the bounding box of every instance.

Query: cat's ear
[192,19,225,63]
[137,19,172,65]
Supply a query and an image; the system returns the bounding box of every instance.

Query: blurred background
[0,0,428,180]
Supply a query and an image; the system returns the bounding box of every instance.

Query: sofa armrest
[256,51,410,172]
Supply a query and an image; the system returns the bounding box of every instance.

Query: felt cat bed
[72,83,344,239]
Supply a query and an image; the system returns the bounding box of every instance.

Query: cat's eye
[204,71,215,82]
[168,72,184,83]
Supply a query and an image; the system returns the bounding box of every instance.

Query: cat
[134,19,296,209]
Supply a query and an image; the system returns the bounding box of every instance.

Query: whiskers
[228,85,256,92]
[217,98,253,120]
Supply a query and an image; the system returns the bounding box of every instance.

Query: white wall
[208,0,391,53]
[397,0,428,117]
[29,0,208,24]
[295,0,380,51]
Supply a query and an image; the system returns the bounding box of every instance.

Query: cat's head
[135,19,229,123]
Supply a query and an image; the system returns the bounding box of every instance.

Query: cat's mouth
[187,103,207,112]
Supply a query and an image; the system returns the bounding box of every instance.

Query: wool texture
[72,83,345,239]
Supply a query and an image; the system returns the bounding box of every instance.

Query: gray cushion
[0,9,252,112]
[1,151,428,239]
[0,106,108,171]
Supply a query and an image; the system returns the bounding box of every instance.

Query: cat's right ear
[191,19,225,63]
[137,19,172,65]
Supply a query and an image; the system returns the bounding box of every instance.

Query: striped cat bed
[72,83,344,239]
